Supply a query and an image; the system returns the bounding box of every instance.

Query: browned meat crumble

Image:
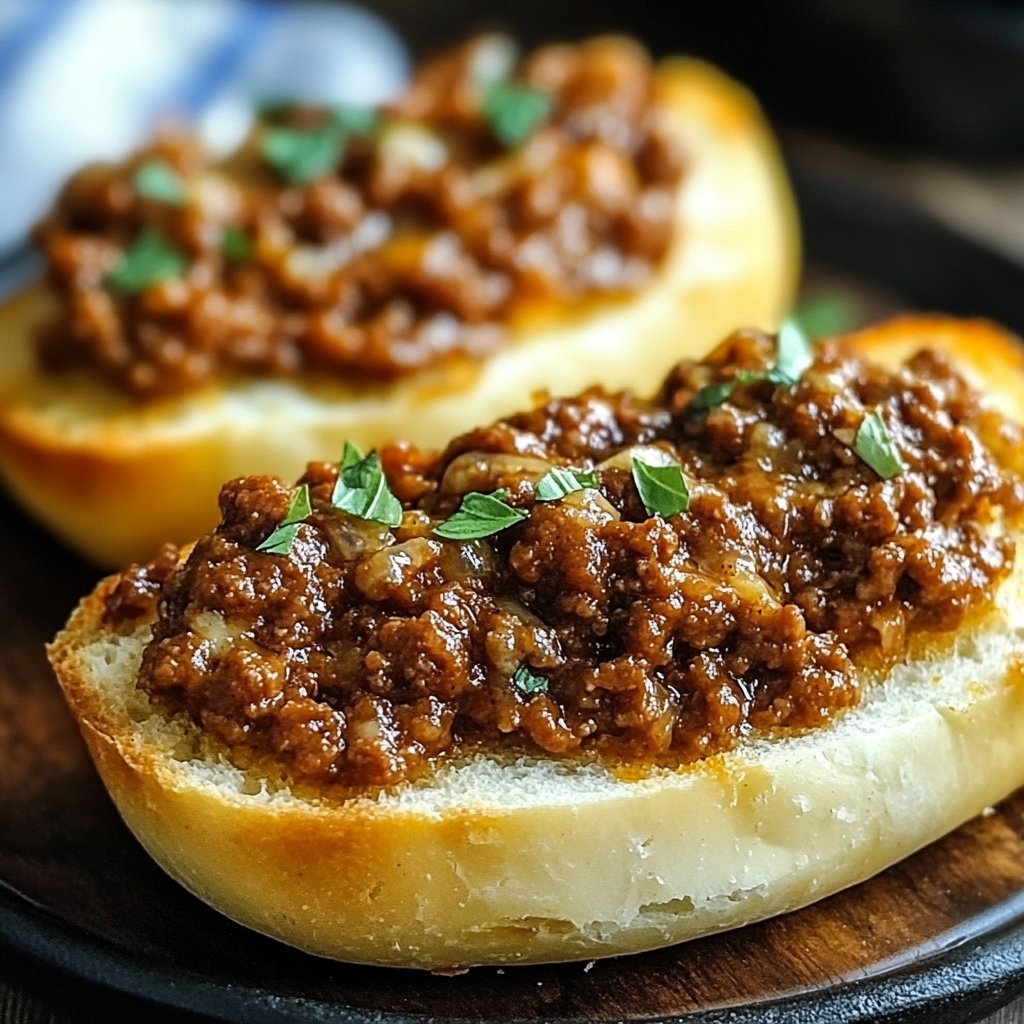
[106,330,1024,789]
[34,36,684,398]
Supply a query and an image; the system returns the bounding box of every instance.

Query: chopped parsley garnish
[512,663,548,695]
[221,226,251,263]
[434,489,528,540]
[792,291,860,339]
[133,159,186,204]
[260,103,378,185]
[104,228,188,295]
[330,102,379,136]
[256,484,312,555]
[331,441,403,527]
[689,379,737,415]
[689,318,815,415]
[262,124,345,185]
[770,318,814,386]
[852,411,904,480]
[534,466,599,501]
[631,456,689,519]
[481,80,552,148]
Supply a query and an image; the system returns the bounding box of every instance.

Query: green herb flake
[133,159,186,204]
[221,226,251,263]
[792,291,860,339]
[481,80,552,148]
[330,102,379,136]
[434,489,528,540]
[770,318,814,386]
[331,441,403,527]
[631,456,689,519]
[261,123,345,185]
[341,439,363,470]
[690,379,737,415]
[512,663,548,696]
[260,102,378,185]
[690,336,813,416]
[534,466,598,502]
[104,227,188,295]
[256,484,313,555]
[852,411,904,480]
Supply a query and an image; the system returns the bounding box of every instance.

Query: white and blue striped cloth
[0,0,408,251]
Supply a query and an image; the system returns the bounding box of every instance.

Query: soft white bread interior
[0,58,796,567]
[48,317,1024,969]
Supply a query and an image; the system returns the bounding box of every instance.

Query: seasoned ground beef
[105,329,1024,790]
[34,36,684,398]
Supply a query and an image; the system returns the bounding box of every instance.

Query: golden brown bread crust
[47,317,1024,968]
[0,58,797,566]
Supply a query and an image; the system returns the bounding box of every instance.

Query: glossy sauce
[34,37,684,398]
[106,331,1024,789]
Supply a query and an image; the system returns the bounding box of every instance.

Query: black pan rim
[2,875,1023,1024]
[2,161,1024,1024]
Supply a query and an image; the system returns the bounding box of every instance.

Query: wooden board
[2,169,1024,1023]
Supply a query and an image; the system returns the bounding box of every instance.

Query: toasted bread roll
[0,51,796,566]
[48,317,1024,969]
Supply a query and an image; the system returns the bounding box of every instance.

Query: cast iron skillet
[1,167,1024,1024]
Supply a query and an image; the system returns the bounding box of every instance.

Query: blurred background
[2,0,1024,261]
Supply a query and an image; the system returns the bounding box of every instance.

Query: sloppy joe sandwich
[0,35,796,566]
[50,316,1024,968]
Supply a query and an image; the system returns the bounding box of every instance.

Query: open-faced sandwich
[0,35,796,566]
[49,316,1024,968]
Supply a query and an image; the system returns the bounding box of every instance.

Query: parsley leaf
[260,103,378,185]
[690,379,738,415]
[341,439,363,471]
[221,226,251,263]
[257,484,312,555]
[792,291,859,339]
[330,102,379,136]
[632,456,689,518]
[434,488,528,540]
[769,318,814,386]
[689,322,814,416]
[852,411,904,480]
[534,466,598,501]
[331,441,403,527]
[482,80,552,147]
[512,663,548,695]
[262,123,345,185]
[691,371,768,413]
[105,228,188,295]
[133,159,186,204]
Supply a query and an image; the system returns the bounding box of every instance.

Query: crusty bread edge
[49,549,1024,969]
[47,318,1024,969]
[0,57,797,566]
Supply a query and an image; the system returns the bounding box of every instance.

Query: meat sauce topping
[34,36,684,398]
[106,329,1024,790]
